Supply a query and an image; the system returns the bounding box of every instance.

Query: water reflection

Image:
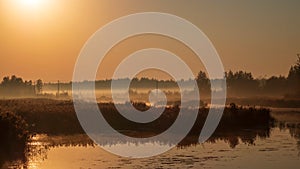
[272,111,300,156]
[1,110,300,168]
[1,134,95,169]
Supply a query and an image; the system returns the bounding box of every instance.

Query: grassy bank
[0,99,274,148]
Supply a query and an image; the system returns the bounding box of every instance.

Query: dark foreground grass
[0,111,29,167]
[0,99,274,148]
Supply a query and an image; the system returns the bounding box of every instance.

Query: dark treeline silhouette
[0,75,43,97]
[1,56,299,102]
[197,56,300,98]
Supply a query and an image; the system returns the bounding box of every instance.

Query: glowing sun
[20,0,43,8]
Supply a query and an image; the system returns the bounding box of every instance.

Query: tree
[287,55,300,97]
[2,76,9,85]
[225,71,259,96]
[0,75,36,97]
[36,79,43,94]
[288,55,300,79]
[196,71,210,96]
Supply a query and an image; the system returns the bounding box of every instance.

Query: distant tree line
[196,56,300,98]
[0,75,43,97]
[1,57,299,99]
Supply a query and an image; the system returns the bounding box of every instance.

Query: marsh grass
[0,99,274,149]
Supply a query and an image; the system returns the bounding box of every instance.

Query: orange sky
[1,0,300,82]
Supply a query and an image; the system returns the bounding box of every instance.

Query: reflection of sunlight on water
[26,135,50,169]
[19,129,299,169]
[15,128,299,169]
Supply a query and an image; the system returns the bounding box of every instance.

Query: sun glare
[20,0,43,8]
[4,0,52,16]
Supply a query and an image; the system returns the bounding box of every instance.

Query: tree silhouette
[36,79,43,94]
[286,55,300,98]
[288,55,300,80]
[225,70,259,97]
[0,75,35,97]
[196,71,210,96]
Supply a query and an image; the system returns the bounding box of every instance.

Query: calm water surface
[3,111,300,169]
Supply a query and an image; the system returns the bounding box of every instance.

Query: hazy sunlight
[6,0,51,13]
[20,0,42,7]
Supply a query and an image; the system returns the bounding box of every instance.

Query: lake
[2,110,300,169]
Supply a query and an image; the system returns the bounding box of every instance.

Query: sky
[0,0,300,82]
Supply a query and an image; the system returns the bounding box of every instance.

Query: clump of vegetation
[0,99,85,135]
[178,103,274,148]
[0,99,275,149]
[0,110,29,164]
[0,75,37,97]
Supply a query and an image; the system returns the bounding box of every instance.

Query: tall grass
[0,99,274,148]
